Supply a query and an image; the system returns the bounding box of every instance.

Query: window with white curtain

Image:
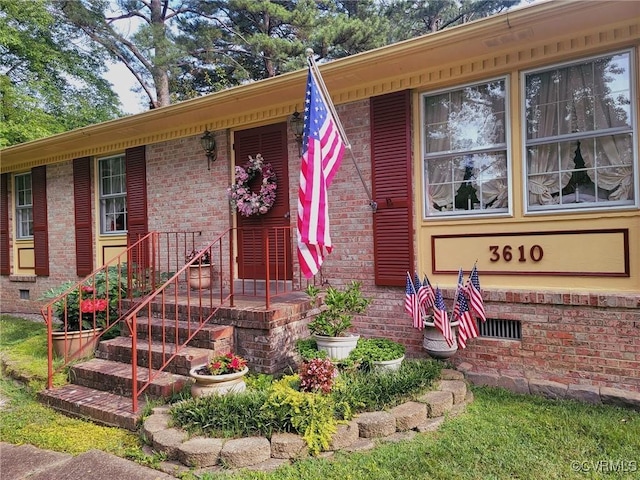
[99,155,127,234]
[524,50,636,211]
[15,173,33,239]
[423,78,509,217]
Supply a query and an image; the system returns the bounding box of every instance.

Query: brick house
[2,1,639,394]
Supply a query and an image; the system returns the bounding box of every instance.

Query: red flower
[205,353,247,375]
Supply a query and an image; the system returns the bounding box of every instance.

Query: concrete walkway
[0,443,177,480]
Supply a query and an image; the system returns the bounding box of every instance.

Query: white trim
[420,75,512,220]
[520,48,638,215]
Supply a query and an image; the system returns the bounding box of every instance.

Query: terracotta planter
[188,264,212,290]
[52,328,102,359]
[423,321,459,359]
[373,355,405,372]
[189,366,249,398]
[313,334,360,360]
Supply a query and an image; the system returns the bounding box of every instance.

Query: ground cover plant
[170,358,443,455]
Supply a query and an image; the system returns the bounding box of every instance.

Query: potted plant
[186,248,213,290]
[305,281,371,360]
[189,352,249,397]
[40,267,126,358]
[349,338,406,372]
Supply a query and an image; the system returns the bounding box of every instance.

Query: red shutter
[32,166,49,276]
[125,146,148,270]
[0,174,9,275]
[73,157,93,275]
[371,90,413,286]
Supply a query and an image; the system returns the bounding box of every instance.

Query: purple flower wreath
[227,154,277,217]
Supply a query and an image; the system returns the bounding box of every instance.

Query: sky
[104,61,145,115]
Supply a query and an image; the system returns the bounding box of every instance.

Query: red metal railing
[42,226,314,412]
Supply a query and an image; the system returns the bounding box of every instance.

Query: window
[15,173,33,239]
[524,50,636,211]
[423,78,509,217]
[99,155,127,233]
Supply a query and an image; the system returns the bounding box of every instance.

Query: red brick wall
[448,290,640,393]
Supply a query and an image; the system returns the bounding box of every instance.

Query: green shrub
[333,359,442,412]
[170,359,442,455]
[262,375,350,455]
[349,338,406,371]
[306,282,371,337]
[171,389,271,438]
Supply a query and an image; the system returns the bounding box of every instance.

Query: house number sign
[431,229,629,277]
[488,245,544,263]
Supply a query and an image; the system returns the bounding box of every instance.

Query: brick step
[95,337,215,376]
[69,358,190,400]
[37,384,146,431]
[122,317,234,350]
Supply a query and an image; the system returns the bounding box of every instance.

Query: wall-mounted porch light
[288,110,305,154]
[200,130,217,170]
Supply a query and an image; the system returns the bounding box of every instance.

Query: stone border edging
[457,364,640,410]
[143,368,473,476]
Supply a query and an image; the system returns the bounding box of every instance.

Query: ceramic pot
[189,366,249,398]
[313,334,360,360]
[423,320,459,359]
[188,264,212,290]
[51,328,102,359]
[372,355,405,372]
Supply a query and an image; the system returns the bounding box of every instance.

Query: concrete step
[37,384,147,431]
[95,337,215,376]
[122,317,234,351]
[69,358,190,400]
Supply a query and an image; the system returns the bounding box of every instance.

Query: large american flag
[433,287,453,347]
[465,264,486,322]
[297,68,346,278]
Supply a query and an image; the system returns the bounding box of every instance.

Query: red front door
[234,123,292,280]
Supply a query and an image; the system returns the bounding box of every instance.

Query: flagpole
[306,49,377,212]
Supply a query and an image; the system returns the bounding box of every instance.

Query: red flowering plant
[198,352,248,376]
[40,266,127,332]
[299,358,338,394]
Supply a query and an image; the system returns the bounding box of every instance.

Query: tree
[0,0,121,147]
[382,0,520,41]
[54,0,522,114]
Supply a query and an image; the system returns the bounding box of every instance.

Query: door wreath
[228,154,277,217]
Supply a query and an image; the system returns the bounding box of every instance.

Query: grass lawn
[1,314,639,479]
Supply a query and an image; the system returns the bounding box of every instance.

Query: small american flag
[418,274,435,311]
[297,67,346,278]
[405,273,421,329]
[454,288,478,349]
[433,287,453,347]
[465,264,486,322]
[452,268,464,320]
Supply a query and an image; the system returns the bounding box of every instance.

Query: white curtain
[527,53,634,205]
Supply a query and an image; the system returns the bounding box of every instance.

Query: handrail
[40,232,156,388]
[42,226,317,413]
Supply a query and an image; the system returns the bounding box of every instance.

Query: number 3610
[489,245,543,263]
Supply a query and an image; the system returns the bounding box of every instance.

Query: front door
[234,123,292,280]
